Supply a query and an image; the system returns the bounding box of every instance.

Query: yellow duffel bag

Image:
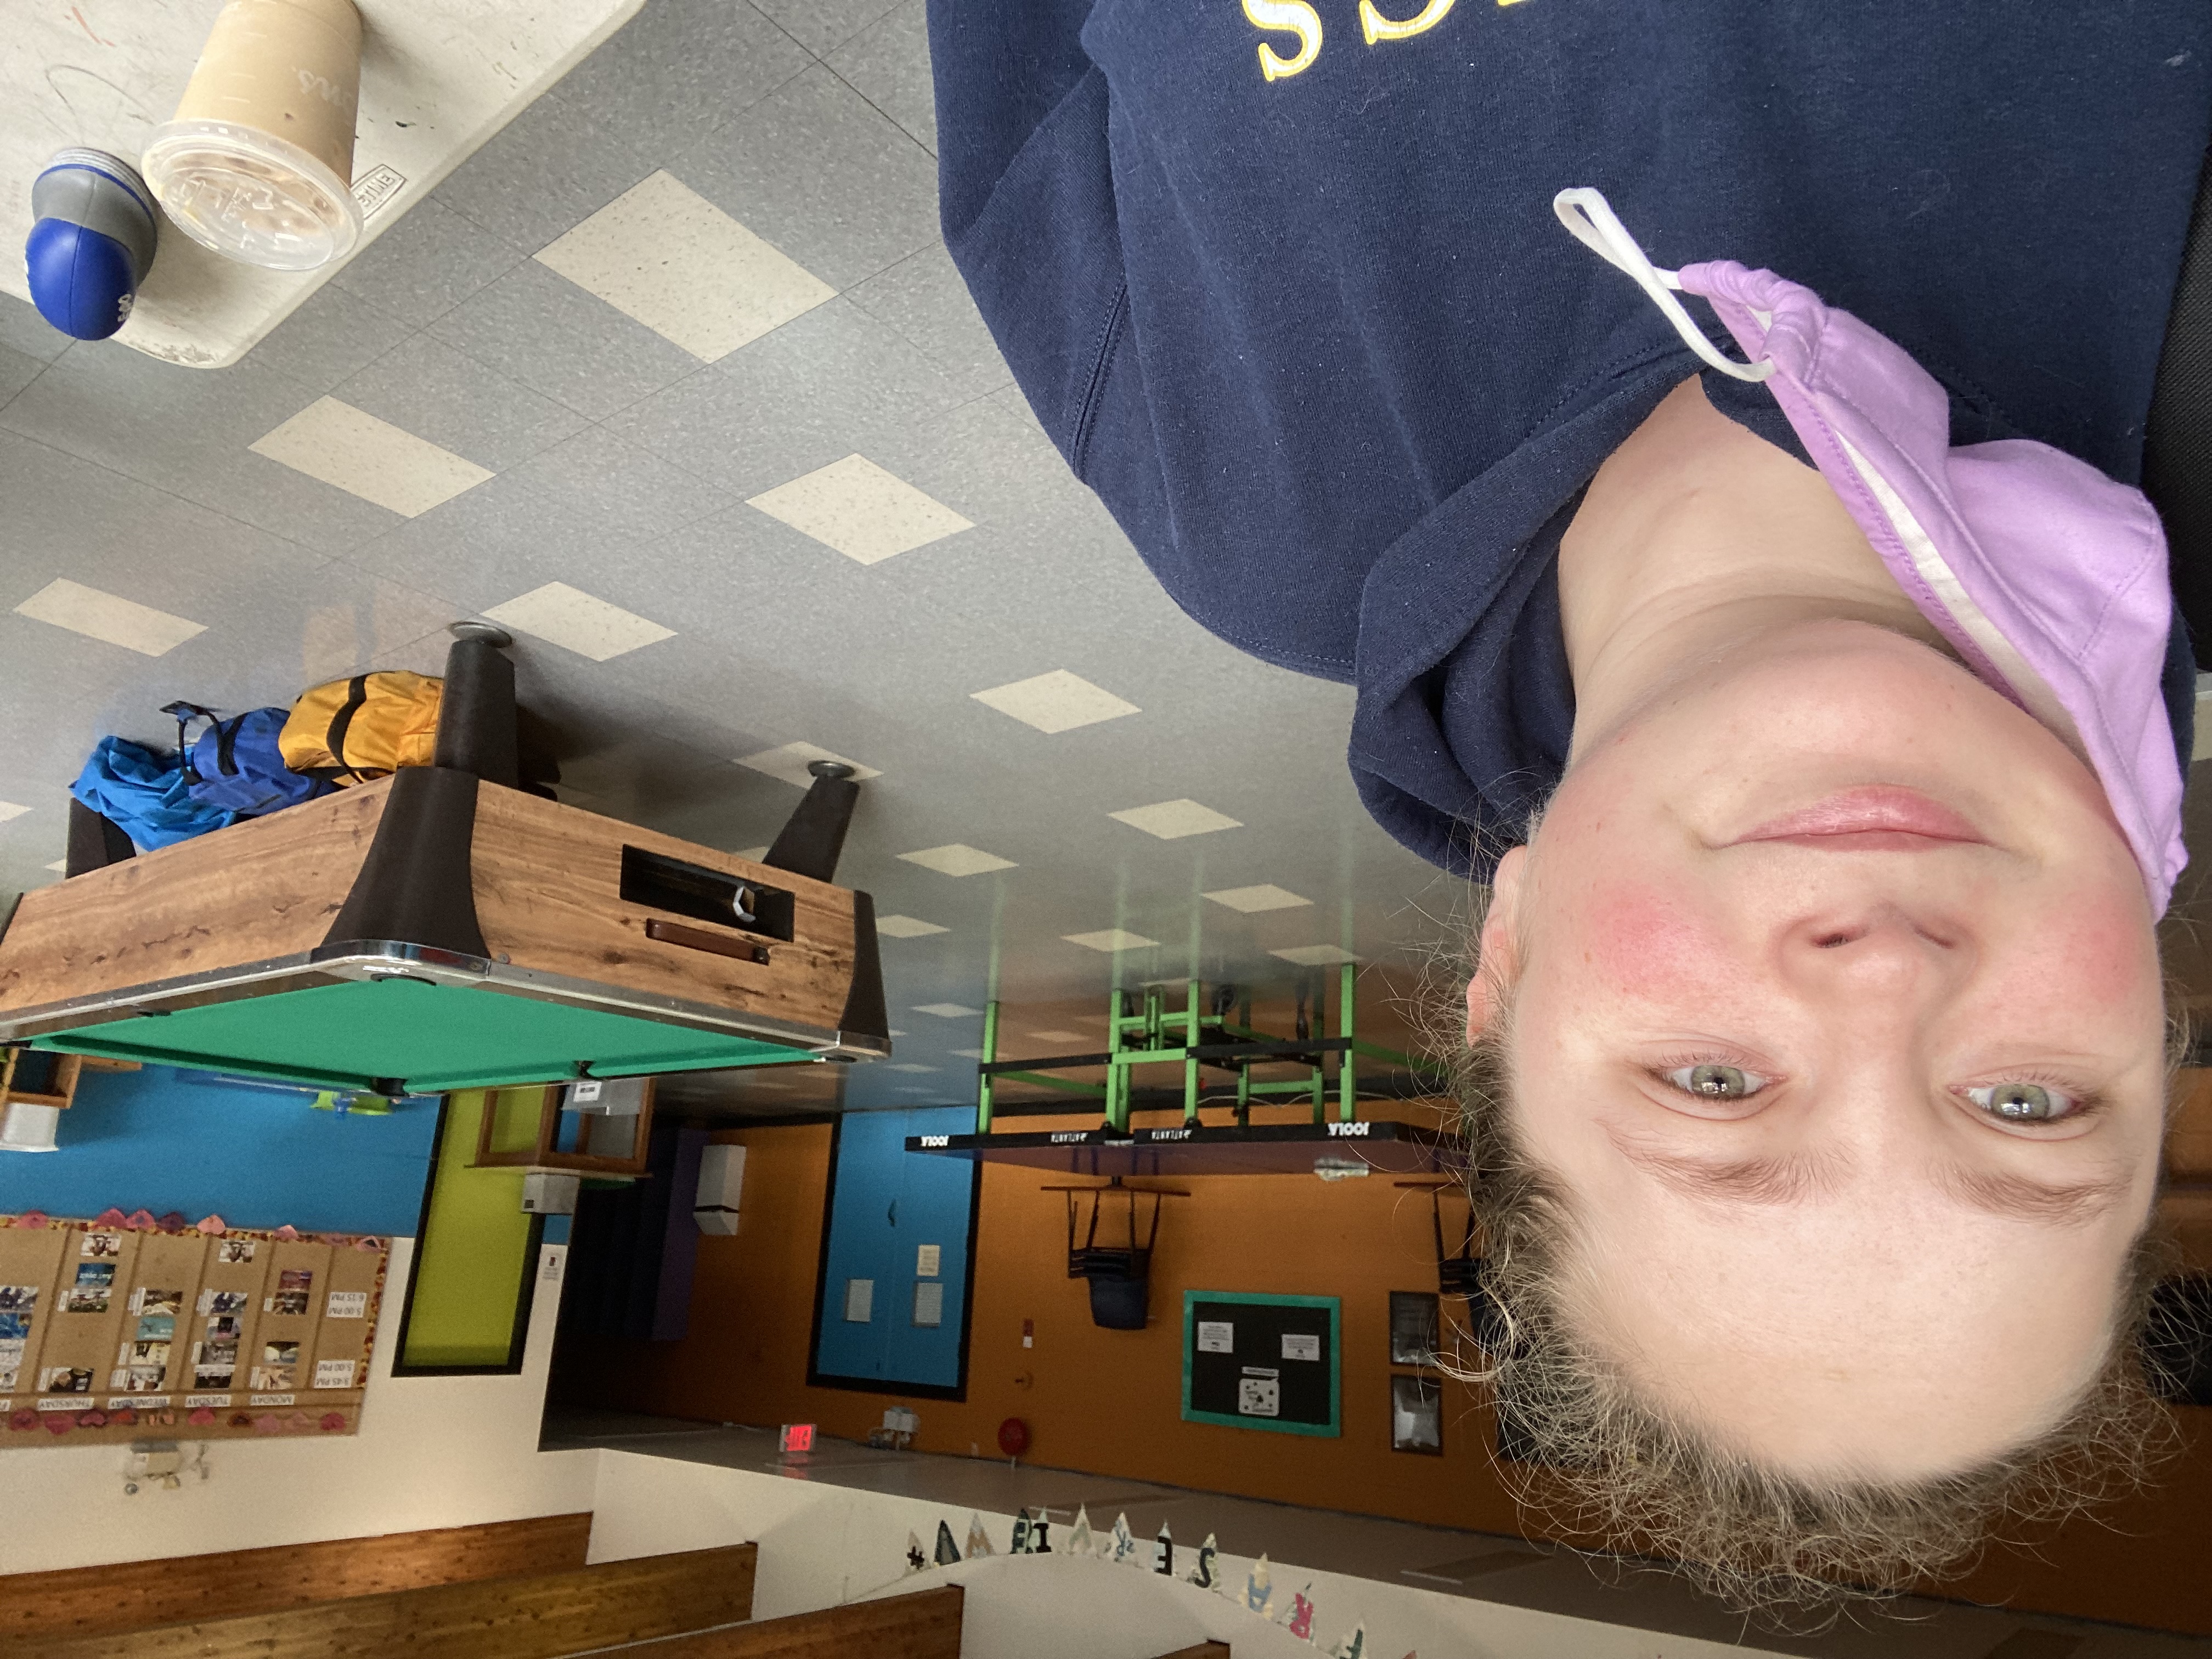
[279,671,443,786]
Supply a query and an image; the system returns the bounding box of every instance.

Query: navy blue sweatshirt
[929,1,2212,878]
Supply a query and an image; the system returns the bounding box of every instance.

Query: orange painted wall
[557,1115,1519,1534]
[556,1119,2212,1634]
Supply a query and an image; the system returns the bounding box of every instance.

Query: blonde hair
[1439,917,2180,1623]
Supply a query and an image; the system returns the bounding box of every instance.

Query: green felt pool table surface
[31,976,812,1093]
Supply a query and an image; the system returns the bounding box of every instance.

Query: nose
[1782,904,1963,994]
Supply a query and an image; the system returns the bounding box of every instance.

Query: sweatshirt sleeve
[928,0,1145,483]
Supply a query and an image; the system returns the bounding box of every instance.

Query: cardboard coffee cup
[142,0,366,271]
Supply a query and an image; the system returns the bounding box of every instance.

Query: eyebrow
[1938,1165,2135,1226]
[1607,1138,1841,1204]
[1606,1132,2133,1225]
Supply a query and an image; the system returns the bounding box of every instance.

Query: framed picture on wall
[1389,1290,1440,1368]
[1391,1372,1443,1455]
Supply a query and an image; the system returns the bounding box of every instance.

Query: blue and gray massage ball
[26,148,160,341]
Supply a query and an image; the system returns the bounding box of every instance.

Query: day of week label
[106,1396,171,1409]
[185,1393,232,1408]
[249,1393,296,1406]
[35,1398,78,1411]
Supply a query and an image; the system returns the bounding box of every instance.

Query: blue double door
[811,1107,979,1395]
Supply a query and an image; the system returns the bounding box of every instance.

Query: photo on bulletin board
[1182,1291,1340,1437]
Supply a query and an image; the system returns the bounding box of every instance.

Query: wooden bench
[0,1515,592,1647]
[3,1542,756,1659]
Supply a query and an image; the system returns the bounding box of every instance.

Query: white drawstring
[1551,188,1773,383]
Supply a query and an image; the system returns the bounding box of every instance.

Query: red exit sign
[778,1423,816,1454]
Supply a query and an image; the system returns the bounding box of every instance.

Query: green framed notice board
[1182,1290,1340,1437]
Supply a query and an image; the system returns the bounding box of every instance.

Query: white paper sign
[326,1292,368,1319]
[916,1244,941,1278]
[844,1278,874,1323]
[1237,1376,1280,1417]
[1281,1333,1321,1362]
[249,1393,296,1406]
[1197,1321,1234,1354]
[912,1282,944,1328]
[313,1359,358,1390]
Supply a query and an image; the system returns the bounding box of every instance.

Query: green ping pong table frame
[972,962,1440,1133]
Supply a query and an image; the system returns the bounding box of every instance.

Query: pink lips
[1734,786,1986,851]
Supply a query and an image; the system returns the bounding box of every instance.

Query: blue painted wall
[0,1065,438,1235]
[812,1106,979,1392]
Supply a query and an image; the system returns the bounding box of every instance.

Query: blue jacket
[931,1,2212,877]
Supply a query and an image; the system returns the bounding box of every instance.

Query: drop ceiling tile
[0,431,308,609]
[507,426,735,543]
[877,915,948,939]
[669,67,938,291]
[342,472,603,606]
[294,578,461,687]
[0,292,67,363]
[14,579,206,657]
[1109,799,1244,839]
[1204,883,1312,913]
[537,171,836,363]
[251,397,495,518]
[0,341,403,554]
[899,843,1017,877]
[548,0,811,167]
[1063,929,1160,953]
[0,341,41,407]
[972,670,1141,735]
[747,454,971,565]
[428,259,706,422]
[432,96,653,254]
[607,298,963,497]
[1270,944,1361,967]
[845,244,1012,401]
[332,199,527,329]
[827,1,937,154]
[912,1002,982,1018]
[335,332,588,472]
[484,582,676,662]
[735,741,883,788]
[244,282,414,394]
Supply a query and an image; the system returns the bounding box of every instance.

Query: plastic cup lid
[142,119,360,272]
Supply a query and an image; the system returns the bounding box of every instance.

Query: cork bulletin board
[0,1217,389,1444]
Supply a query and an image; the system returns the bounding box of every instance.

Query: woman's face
[1470,619,2167,1482]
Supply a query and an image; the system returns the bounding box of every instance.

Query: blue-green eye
[1965,1082,2081,1124]
[1662,1063,1771,1099]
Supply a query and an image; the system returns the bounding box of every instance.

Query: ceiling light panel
[898,844,1017,877]
[970,669,1140,734]
[747,453,972,565]
[483,581,675,662]
[14,579,206,657]
[537,170,836,360]
[251,397,493,517]
[1109,799,1242,840]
